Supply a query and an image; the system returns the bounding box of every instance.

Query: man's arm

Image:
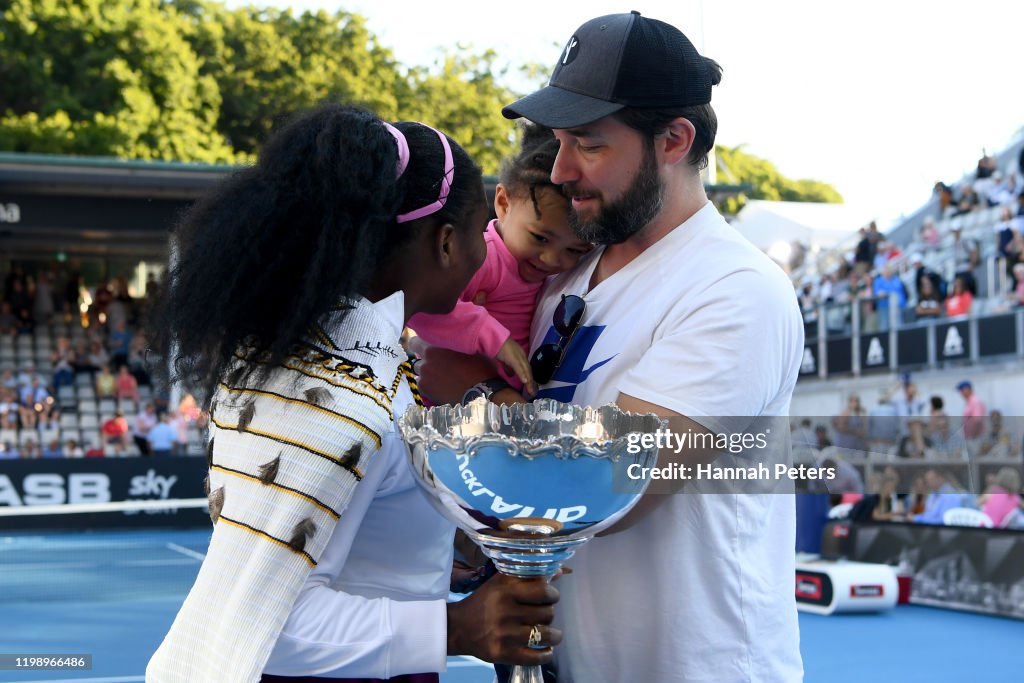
[599,393,719,535]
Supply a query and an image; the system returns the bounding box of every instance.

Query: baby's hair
[498,123,565,219]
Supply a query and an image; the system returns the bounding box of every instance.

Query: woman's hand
[446,574,561,665]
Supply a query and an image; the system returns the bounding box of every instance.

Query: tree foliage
[0,0,518,172]
[715,144,842,214]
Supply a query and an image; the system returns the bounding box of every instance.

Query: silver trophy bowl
[399,398,664,683]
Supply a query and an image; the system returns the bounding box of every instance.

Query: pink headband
[383,121,455,224]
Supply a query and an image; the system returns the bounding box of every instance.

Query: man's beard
[567,144,663,245]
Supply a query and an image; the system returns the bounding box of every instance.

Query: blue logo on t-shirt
[535,324,616,402]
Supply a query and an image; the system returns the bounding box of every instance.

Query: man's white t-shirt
[529,202,804,682]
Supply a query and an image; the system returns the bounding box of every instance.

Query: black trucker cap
[502,11,714,128]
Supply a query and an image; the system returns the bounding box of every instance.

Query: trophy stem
[509,664,545,683]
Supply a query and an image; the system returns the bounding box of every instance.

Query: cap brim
[502,86,624,129]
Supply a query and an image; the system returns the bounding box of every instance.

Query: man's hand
[446,574,561,665]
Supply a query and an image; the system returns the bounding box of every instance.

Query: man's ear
[659,117,696,166]
[494,184,511,221]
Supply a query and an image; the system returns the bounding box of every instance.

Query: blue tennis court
[2,527,1022,682]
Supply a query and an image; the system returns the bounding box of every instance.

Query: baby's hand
[496,338,536,396]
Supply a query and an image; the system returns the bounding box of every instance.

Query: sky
[231,0,1024,232]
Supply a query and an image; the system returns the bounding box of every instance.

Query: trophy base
[468,530,587,577]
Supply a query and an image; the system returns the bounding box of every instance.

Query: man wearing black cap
[501,12,805,682]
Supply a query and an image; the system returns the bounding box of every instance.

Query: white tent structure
[729,199,872,254]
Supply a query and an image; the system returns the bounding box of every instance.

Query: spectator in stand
[951,184,981,217]
[107,319,133,368]
[919,217,941,248]
[132,402,157,456]
[858,271,879,332]
[975,153,998,180]
[867,387,900,453]
[106,276,131,331]
[170,409,190,456]
[832,393,867,453]
[100,410,130,455]
[893,382,928,458]
[989,174,1020,207]
[945,275,973,317]
[854,227,875,274]
[0,388,19,425]
[64,439,84,458]
[813,424,832,450]
[84,441,104,458]
[86,338,110,373]
[20,439,39,459]
[95,364,116,399]
[69,338,90,374]
[36,402,60,432]
[8,279,32,329]
[90,281,113,327]
[19,377,50,430]
[872,240,902,273]
[868,473,905,522]
[980,409,1019,458]
[33,272,55,325]
[42,439,63,458]
[147,414,177,457]
[957,380,986,445]
[1012,263,1024,306]
[915,276,944,318]
[127,333,150,386]
[17,361,43,389]
[927,410,968,458]
[51,336,75,389]
[798,277,817,323]
[949,225,979,295]
[0,368,15,392]
[913,468,968,524]
[0,302,19,335]
[912,252,946,299]
[872,263,906,329]
[978,467,1022,528]
[115,365,140,403]
[907,474,928,516]
[934,181,954,215]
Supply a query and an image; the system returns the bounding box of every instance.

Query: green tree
[399,50,520,175]
[0,0,236,162]
[715,144,842,214]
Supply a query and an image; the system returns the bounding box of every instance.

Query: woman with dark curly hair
[147,104,560,683]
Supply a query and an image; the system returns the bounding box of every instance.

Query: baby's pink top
[409,220,542,387]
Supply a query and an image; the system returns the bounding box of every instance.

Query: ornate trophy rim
[398,397,667,460]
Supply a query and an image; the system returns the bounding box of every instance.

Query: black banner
[897,326,929,367]
[0,457,209,529]
[849,521,1024,620]
[978,314,1017,358]
[859,332,890,372]
[0,193,191,233]
[826,337,852,375]
[936,321,970,361]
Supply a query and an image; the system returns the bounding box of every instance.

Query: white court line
[5,677,143,683]
[1,559,196,571]
[165,542,206,561]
